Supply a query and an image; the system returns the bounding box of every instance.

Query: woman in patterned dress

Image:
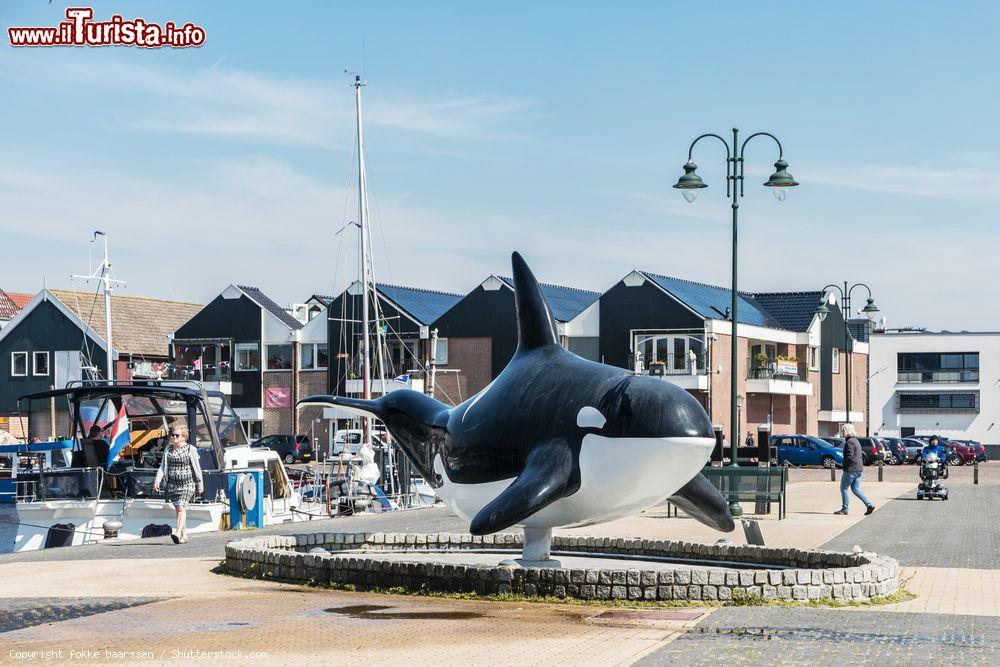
[153,423,204,544]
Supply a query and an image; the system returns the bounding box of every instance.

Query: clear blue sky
[2,1,999,329]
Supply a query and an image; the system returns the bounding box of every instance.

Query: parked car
[771,434,844,468]
[333,429,392,456]
[856,438,887,466]
[954,440,989,462]
[880,437,910,465]
[252,434,313,464]
[946,440,977,466]
[902,437,927,463]
[822,437,845,449]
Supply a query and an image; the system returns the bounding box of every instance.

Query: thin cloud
[793,162,1000,200]
[0,51,534,149]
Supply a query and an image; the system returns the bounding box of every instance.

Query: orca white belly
[432,435,714,530]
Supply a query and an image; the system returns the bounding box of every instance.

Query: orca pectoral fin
[668,473,736,532]
[469,439,574,535]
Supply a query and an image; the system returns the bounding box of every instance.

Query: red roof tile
[0,290,20,320]
[7,292,33,310]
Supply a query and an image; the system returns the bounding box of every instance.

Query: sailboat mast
[355,75,372,420]
[73,231,124,382]
[100,234,114,381]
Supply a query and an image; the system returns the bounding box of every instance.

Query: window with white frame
[264,344,293,370]
[11,351,27,377]
[433,337,448,365]
[809,346,819,371]
[299,343,328,370]
[235,343,260,372]
[832,347,840,373]
[33,351,49,376]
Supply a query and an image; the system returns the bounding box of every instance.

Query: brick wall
[708,332,750,441]
[829,349,870,432]
[434,336,491,406]
[709,334,829,438]
[298,370,332,445]
[263,370,293,435]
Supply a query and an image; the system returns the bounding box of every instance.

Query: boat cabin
[14,381,248,503]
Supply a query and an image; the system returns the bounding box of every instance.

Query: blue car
[771,434,844,468]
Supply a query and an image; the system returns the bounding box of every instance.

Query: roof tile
[237,285,303,330]
[498,277,600,322]
[49,290,203,357]
[376,284,463,325]
[641,273,823,332]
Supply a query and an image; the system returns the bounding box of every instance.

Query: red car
[951,439,987,464]
[943,439,976,466]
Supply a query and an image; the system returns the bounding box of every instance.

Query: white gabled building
[869,330,997,444]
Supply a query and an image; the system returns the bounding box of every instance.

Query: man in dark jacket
[836,424,875,516]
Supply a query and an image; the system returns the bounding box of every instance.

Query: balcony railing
[747,359,807,382]
[162,366,232,383]
[642,353,707,377]
[897,370,979,383]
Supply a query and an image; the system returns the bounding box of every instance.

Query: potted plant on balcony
[648,360,666,377]
[751,352,770,378]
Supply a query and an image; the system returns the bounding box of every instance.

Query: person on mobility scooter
[917,435,949,500]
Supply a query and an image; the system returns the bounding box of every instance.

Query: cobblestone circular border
[223,532,900,603]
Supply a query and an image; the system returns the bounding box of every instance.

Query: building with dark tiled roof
[595,270,871,441]
[0,289,202,434]
[429,275,600,402]
[325,281,463,403]
[171,285,313,441]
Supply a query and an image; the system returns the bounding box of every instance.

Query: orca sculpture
[301,252,734,546]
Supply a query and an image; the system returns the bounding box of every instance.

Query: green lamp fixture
[862,297,880,320]
[763,159,799,201]
[815,297,830,322]
[673,161,708,202]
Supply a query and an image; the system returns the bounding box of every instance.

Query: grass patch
[213,561,915,609]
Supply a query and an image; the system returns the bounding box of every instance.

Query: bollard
[974,461,979,485]
[878,458,883,482]
[831,465,836,482]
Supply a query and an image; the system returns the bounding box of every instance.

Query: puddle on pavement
[324,604,483,621]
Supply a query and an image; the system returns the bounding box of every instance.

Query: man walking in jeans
[835,423,875,516]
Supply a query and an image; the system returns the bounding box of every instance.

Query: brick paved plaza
[1,463,997,665]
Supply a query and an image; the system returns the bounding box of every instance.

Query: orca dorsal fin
[511,251,559,350]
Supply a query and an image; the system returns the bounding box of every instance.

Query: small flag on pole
[106,403,131,468]
[392,373,410,384]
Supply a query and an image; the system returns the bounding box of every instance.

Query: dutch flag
[106,403,131,468]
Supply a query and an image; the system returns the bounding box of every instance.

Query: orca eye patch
[577,406,606,429]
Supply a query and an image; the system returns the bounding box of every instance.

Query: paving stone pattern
[637,607,1000,665]
[823,485,1000,569]
[0,597,162,634]
[224,532,900,602]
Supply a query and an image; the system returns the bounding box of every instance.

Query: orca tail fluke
[297,394,382,419]
[511,251,560,350]
[668,473,736,532]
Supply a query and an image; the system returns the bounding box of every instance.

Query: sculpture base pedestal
[499,527,561,567]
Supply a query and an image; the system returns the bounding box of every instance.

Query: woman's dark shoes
[865,505,875,516]
[170,530,180,544]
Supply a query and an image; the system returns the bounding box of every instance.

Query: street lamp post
[815,284,879,434]
[673,128,798,517]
